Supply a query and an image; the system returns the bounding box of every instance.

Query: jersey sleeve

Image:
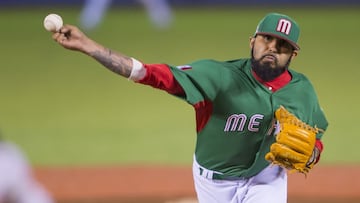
[313,102,328,139]
[168,59,224,105]
[304,76,328,139]
[287,70,329,139]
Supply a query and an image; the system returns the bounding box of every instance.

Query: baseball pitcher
[50,12,328,203]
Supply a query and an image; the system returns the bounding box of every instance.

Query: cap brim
[256,32,300,50]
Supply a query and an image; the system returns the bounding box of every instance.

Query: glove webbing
[276,106,319,134]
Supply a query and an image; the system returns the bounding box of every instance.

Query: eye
[278,39,293,51]
[263,35,273,41]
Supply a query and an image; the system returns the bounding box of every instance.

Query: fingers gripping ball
[43,14,63,32]
[265,106,318,174]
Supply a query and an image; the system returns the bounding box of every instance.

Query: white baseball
[43,13,63,32]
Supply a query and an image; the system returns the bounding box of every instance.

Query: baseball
[43,13,63,32]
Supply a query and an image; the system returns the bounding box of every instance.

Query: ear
[291,50,298,60]
[249,37,255,49]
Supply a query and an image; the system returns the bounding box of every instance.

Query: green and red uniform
[137,58,328,178]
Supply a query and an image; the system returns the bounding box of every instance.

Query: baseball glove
[265,106,318,174]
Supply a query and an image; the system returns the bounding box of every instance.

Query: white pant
[192,158,287,203]
[0,142,54,203]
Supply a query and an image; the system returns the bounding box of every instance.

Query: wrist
[128,58,146,81]
[82,38,102,55]
[307,147,320,167]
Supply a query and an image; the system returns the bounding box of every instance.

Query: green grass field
[0,6,359,166]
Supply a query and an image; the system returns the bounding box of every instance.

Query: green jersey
[168,58,328,178]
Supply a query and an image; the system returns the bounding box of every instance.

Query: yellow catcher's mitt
[265,106,318,174]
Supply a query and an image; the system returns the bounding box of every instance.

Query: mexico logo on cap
[276,19,292,35]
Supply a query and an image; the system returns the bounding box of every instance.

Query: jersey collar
[252,70,292,92]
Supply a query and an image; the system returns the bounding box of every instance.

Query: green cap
[255,13,300,50]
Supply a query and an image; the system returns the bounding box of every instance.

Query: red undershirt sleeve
[137,64,185,95]
[314,139,324,164]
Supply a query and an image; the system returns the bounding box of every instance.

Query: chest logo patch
[224,114,264,132]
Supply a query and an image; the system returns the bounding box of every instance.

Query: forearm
[55,25,135,78]
[85,41,133,77]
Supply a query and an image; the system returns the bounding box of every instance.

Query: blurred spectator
[0,137,54,203]
[79,0,173,31]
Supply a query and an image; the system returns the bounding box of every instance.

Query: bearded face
[251,48,291,81]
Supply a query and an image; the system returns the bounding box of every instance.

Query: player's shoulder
[176,59,227,73]
[289,68,311,82]
[190,58,249,69]
[190,59,224,66]
[289,68,317,90]
[173,58,250,76]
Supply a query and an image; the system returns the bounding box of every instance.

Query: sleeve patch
[176,65,192,70]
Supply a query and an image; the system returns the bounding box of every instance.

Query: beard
[251,49,291,82]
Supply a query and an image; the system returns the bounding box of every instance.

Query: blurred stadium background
[0,0,359,202]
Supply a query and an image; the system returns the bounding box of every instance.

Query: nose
[268,39,279,52]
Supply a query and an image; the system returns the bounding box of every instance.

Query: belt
[198,166,245,181]
[194,155,245,181]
